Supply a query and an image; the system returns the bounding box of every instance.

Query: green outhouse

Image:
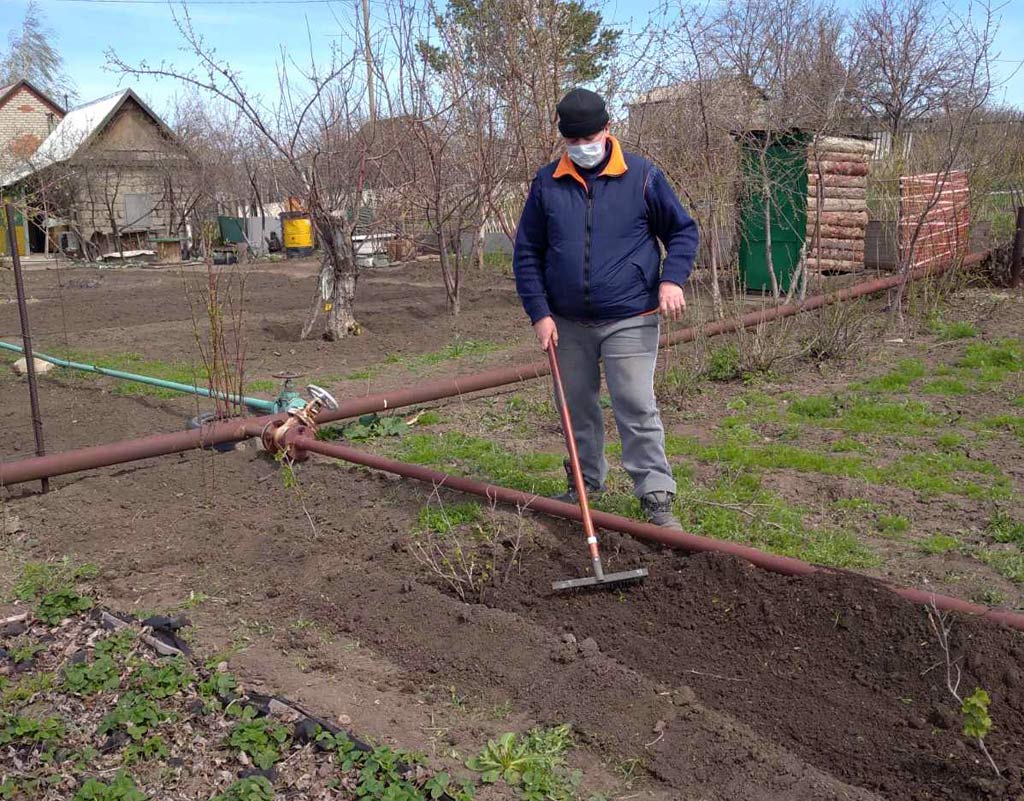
[737,130,810,293]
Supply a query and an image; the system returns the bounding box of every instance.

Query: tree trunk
[301,221,360,340]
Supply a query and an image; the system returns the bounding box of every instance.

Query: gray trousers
[553,313,676,498]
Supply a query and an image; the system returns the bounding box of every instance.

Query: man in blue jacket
[513,88,698,529]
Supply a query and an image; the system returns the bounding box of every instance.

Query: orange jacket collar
[553,135,628,188]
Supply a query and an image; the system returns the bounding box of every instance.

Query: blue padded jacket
[513,136,698,323]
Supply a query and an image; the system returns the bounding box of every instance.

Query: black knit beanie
[557,88,609,138]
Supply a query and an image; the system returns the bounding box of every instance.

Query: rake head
[551,567,649,592]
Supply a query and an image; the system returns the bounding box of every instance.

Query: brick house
[0,80,65,177]
[2,88,195,259]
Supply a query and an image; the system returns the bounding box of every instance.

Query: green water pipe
[0,340,278,413]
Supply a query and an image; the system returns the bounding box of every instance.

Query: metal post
[1011,206,1024,289]
[5,202,49,493]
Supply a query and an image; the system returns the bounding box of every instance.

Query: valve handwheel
[307,384,339,410]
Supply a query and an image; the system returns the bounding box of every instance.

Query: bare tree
[853,0,957,144]
[108,7,377,340]
[0,0,75,102]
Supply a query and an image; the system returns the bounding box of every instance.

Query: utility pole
[361,0,376,132]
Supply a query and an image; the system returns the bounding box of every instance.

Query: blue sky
[1,0,1022,116]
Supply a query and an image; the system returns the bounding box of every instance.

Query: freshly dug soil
[9,451,1023,800]
[3,264,1023,800]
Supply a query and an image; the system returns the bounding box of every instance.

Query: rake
[547,343,648,591]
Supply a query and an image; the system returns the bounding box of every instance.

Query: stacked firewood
[805,136,874,272]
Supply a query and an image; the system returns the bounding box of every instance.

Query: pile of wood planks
[806,136,874,272]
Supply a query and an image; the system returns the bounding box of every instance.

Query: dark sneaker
[553,484,604,505]
[641,491,682,529]
[553,458,603,505]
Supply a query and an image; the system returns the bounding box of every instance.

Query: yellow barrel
[282,215,313,251]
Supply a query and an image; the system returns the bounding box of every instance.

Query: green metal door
[738,132,809,293]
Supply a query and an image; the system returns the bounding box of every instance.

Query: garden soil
[2,262,1023,800]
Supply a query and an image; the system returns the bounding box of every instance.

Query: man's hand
[659,282,686,321]
[533,316,558,350]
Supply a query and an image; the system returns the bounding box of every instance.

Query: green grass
[860,359,927,392]
[934,432,966,451]
[977,551,1024,583]
[786,393,940,434]
[877,514,911,539]
[417,502,483,534]
[986,512,1024,547]
[931,320,978,341]
[244,379,277,394]
[833,498,883,515]
[675,473,877,568]
[921,377,971,396]
[398,432,564,495]
[38,348,213,400]
[664,429,1010,500]
[979,415,1024,442]
[346,339,502,382]
[919,533,962,555]
[705,344,743,381]
[958,339,1023,371]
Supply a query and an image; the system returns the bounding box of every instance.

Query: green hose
[0,340,277,413]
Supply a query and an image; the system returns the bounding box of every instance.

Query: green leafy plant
[705,344,742,381]
[467,725,578,801]
[336,413,410,441]
[73,772,147,801]
[0,714,65,747]
[95,629,138,658]
[35,588,93,624]
[198,671,238,706]
[123,735,169,765]
[99,693,169,741]
[986,512,1024,546]
[228,708,290,770]
[64,654,121,695]
[208,777,274,801]
[313,729,474,801]
[129,656,191,699]
[13,560,98,601]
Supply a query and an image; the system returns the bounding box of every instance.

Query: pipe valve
[261,384,340,459]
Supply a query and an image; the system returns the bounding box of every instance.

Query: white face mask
[567,138,606,169]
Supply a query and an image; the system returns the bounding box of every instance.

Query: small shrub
[0,714,65,747]
[705,344,743,381]
[99,693,168,741]
[123,735,169,765]
[129,657,191,699]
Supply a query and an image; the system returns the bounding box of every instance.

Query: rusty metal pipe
[0,254,986,487]
[292,435,1024,631]
[0,418,261,487]
[311,255,984,426]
